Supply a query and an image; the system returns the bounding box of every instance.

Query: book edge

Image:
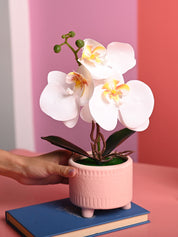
[6,212,34,237]
[6,212,149,237]
[89,220,150,237]
[55,214,149,237]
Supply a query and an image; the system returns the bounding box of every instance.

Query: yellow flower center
[82,45,105,63]
[67,72,88,96]
[102,80,130,103]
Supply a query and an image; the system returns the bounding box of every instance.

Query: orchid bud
[76,39,84,48]
[69,31,75,37]
[54,45,61,53]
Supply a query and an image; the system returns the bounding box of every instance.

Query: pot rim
[69,156,132,171]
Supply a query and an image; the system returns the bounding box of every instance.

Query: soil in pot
[75,156,127,166]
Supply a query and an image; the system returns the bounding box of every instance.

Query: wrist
[0,150,24,180]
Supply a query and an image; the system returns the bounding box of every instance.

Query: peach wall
[29,0,138,160]
[138,0,178,167]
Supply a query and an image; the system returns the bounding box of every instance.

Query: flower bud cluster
[53,31,84,63]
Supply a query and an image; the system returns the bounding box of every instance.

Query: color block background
[2,0,178,167]
[138,0,178,167]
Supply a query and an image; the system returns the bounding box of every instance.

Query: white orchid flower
[40,65,93,128]
[79,39,136,79]
[81,77,154,131]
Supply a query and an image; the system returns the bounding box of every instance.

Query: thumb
[51,165,77,178]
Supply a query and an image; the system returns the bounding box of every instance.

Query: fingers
[58,165,77,177]
[39,150,73,165]
[56,150,73,165]
[48,164,77,178]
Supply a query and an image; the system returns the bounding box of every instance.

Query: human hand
[0,150,76,185]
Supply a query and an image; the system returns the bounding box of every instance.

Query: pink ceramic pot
[69,156,133,218]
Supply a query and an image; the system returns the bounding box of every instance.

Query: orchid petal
[118,112,150,131]
[40,71,78,121]
[79,39,112,79]
[80,103,93,123]
[106,42,136,74]
[89,85,118,131]
[63,115,79,128]
[118,80,154,130]
[79,59,113,80]
[133,120,150,131]
[80,39,106,64]
[77,65,94,106]
[47,71,66,85]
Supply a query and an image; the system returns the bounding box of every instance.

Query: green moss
[75,157,127,166]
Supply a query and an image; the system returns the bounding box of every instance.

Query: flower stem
[65,40,81,66]
[97,140,100,152]
[96,123,101,152]
[90,121,106,161]
[54,32,82,66]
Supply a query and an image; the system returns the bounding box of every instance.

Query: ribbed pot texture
[69,156,133,218]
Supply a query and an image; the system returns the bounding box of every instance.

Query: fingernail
[68,168,76,177]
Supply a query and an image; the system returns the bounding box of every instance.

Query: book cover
[6,198,150,237]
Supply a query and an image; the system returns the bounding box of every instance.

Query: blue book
[6,198,150,237]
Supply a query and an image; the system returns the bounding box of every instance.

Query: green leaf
[41,136,91,158]
[103,128,135,156]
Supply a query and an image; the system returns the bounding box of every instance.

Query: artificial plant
[40,31,154,164]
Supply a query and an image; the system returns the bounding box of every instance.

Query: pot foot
[122,202,131,210]
[82,208,94,218]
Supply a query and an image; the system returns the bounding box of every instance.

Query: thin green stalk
[97,138,100,152]
[65,41,81,66]
[54,31,83,66]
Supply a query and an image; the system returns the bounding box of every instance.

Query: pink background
[29,0,138,160]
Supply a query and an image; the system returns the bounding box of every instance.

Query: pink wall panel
[138,0,178,167]
[29,0,138,160]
